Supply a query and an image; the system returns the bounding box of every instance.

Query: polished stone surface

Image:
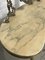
[0,1,45,56]
[0,0,45,58]
[0,42,45,60]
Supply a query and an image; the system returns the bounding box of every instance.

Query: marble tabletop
[0,0,45,57]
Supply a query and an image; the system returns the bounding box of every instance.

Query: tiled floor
[0,42,45,60]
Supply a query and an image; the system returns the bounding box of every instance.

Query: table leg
[30,56,33,60]
[37,0,40,1]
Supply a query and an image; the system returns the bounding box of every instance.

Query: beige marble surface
[0,0,45,57]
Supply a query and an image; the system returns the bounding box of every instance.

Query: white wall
[14,0,25,9]
[0,0,8,20]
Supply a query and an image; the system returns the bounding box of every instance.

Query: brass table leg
[37,0,40,1]
[30,56,33,60]
[28,0,33,5]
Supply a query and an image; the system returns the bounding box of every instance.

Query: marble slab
[0,0,45,57]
